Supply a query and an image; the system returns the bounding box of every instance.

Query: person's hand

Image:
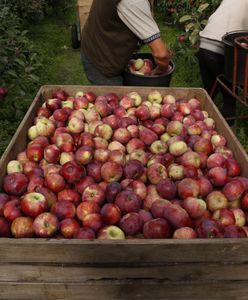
[151,64,172,76]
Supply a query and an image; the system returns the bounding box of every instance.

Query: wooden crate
[1,85,248,300]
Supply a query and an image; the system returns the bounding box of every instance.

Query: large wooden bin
[1,85,248,300]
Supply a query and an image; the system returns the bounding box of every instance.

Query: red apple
[60,218,80,238]
[83,213,103,232]
[115,190,142,214]
[33,212,58,237]
[51,201,76,220]
[74,227,96,239]
[11,216,34,238]
[143,218,171,238]
[20,192,48,218]
[147,163,168,185]
[156,178,177,200]
[3,173,28,196]
[177,178,200,199]
[60,160,85,183]
[101,161,123,183]
[45,173,66,193]
[82,183,105,205]
[196,219,224,238]
[100,203,121,225]
[0,217,11,237]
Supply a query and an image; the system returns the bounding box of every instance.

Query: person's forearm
[148,38,171,74]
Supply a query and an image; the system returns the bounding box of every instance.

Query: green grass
[28,1,89,86]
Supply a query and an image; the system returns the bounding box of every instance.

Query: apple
[206,153,226,169]
[224,225,246,238]
[180,151,201,168]
[126,138,145,154]
[59,151,74,165]
[113,127,131,144]
[150,199,170,218]
[101,161,123,183]
[156,178,177,200]
[207,167,228,187]
[35,186,57,208]
[83,213,103,232]
[100,203,121,225]
[55,132,74,152]
[177,178,200,199]
[105,182,122,203]
[94,124,113,140]
[212,208,235,226]
[75,176,95,194]
[36,117,55,137]
[115,190,142,214]
[138,126,158,146]
[196,219,224,238]
[143,218,171,238]
[123,159,144,180]
[230,208,246,227]
[97,225,125,239]
[126,180,147,200]
[119,212,142,236]
[182,197,207,219]
[206,190,228,212]
[147,90,162,104]
[76,201,100,222]
[0,217,11,237]
[86,160,103,182]
[53,108,69,122]
[44,144,60,163]
[33,212,58,238]
[222,179,244,202]
[59,218,80,238]
[169,141,188,156]
[135,105,151,121]
[57,189,80,205]
[129,149,148,166]
[45,171,66,193]
[51,200,76,220]
[28,125,39,140]
[197,177,213,197]
[46,98,61,111]
[74,227,96,239]
[52,89,68,101]
[3,198,22,222]
[26,143,44,162]
[167,163,184,181]
[11,216,34,238]
[3,173,28,196]
[147,163,167,185]
[173,227,197,239]
[7,160,23,174]
[60,160,85,183]
[166,120,183,136]
[226,158,241,177]
[82,183,105,205]
[20,192,47,218]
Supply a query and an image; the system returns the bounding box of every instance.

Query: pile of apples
[1,88,248,240]
[127,58,154,76]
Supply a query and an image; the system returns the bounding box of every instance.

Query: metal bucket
[222,30,248,86]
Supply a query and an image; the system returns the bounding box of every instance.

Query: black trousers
[196,48,236,124]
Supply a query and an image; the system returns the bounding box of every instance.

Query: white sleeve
[117,0,161,43]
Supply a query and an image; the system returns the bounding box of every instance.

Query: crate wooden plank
[0,238,247,263]
[0,280,248,300]
[1,262,248,282]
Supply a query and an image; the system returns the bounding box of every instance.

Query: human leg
[196,48,236,125]
[81,50,123,86]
